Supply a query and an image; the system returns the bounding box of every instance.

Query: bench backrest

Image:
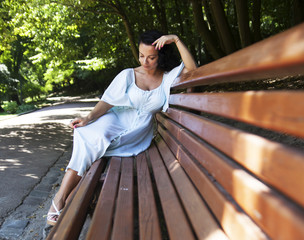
[155,23,304,240]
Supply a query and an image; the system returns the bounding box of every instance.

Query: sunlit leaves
[0,0,301,105]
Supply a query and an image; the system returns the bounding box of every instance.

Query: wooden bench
[47,23,304,240]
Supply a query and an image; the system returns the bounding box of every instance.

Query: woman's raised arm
[152,34,197,73]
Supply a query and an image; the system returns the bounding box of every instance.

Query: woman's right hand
[69,117,89,129]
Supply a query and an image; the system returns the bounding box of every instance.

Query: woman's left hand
[152,34,179,50]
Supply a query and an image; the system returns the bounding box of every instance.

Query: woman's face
[139,43,159,71]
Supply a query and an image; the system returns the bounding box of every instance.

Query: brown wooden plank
[156,139,229,240]
[86,157,121,240]
[157,124,304,240]
[172,23,304,89]
[136,152,162,240]
[156,131,268,240]
[169,91,304,138]
[148,144,195,240]
[47,158,107,240]
[157,109,304,207]
[111,157,134,240]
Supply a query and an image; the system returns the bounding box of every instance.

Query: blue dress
[67,63,184,176]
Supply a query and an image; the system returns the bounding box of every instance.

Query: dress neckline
[132,68,164,92]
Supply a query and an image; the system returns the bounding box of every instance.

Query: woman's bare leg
[48,169,81,217]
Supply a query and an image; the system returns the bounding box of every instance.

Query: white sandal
[46,200,62,226]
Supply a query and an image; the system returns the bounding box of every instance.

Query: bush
[4,101,18,114]
[22,81,46,101]
[3,101,37,114]
[16,104,36,114]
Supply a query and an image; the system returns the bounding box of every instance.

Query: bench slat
[148,144,195,240]
[47,158,107,240]
[158,109,304,207]
[157,122,304,240]
[169,91,304,138]
[172,23,304,89]
[111,157,134,240]
[86,157,121,240]
[156,138,229,240]
[156,127,269,240]
[136,152,162,240]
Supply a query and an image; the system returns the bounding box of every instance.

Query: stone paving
[0,149,69,240]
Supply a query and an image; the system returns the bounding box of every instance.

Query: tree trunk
[202,0,215,31]
[121,14,139,62]
[201,0,223,53]
[151,0,168,34]
[235,0,252,47]
[292,0,304,25]
[174,0,184,36]
[252,0,262,42]
[189,0,224,60]
[99,0,139,63]
[12,35,25,104]
[209,0,237,54]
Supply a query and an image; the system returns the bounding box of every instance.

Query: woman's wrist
[174,36,180,44]
[83,116,91,124]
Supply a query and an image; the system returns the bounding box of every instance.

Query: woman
[46,30,196,225]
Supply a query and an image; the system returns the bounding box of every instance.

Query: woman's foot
[46,199,64,226]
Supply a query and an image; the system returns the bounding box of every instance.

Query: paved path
[0,98,98,240]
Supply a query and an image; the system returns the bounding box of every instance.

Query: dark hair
[138,30,180,72]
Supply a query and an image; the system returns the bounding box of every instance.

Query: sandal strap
[52,199,62,215]
[47,211,60,217]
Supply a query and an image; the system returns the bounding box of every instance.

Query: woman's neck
[139,66,162,77]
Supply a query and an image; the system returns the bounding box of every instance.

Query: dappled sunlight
[232,130,275,174]
[0,102,96,185]
[205,229,230,240]
[0,123,72,185]
[0,102,98,219]
[22,173,39,179]
[232,169,269,220]
[0,101,97,126]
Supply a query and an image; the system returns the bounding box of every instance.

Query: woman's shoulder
[113,68,134,81]
[118,68,134,75]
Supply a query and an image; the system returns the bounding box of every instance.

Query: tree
[0,0,302,101]
[0,64,19,111]
[189,0,224,59]
[235,0,252,47]
[210,0,237,54]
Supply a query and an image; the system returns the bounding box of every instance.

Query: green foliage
[4,101,18,113]
[0,64,19,103]
[0,0,301,102]
[3,101,36,114]
[22,81,46,100]
[16,103,37,114]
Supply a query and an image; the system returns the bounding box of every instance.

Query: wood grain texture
[172,23,304,89]
[136,152,162,240]
[47,158,107,240]
[86,157,121,240]
[158,109,304,207]
[157,122,304,240]
[156,138,229,240]
[148,144,195,240]
[169,91,304,138]
[156,129,268,240]
[112,157,134,240]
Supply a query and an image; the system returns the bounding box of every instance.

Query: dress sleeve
[162,62,184,112]
[100,69,133,107]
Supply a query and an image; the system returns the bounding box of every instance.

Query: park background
[1,0,304,114]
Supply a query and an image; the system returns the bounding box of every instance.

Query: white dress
[67,62,184,176]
